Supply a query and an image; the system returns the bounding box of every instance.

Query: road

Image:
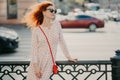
[0,21,120,61]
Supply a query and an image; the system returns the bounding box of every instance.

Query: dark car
[60,15,104,32]
[0,27,19,52]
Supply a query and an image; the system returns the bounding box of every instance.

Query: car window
[76,15,92,19]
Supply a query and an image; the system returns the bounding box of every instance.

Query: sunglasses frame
[46,8,57,14]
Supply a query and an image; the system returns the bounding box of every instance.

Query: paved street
[0,21,120,61]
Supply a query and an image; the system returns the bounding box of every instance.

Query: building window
[7,0,17,19]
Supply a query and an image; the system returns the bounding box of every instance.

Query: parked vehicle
[85,3,100,11]
[0,27,19,52]
[60,15,104,32]
[110,11,120,21]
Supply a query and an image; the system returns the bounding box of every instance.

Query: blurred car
[110,11,120,21]
[60,15,104,32]
[0,27,19,52]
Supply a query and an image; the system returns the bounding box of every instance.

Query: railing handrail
[0,59,111,64]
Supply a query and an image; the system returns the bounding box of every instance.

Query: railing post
[111,49,120,80]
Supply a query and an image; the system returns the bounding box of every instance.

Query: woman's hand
[68,58,77,62]
[35,71,42,78]
[33,63,42,78]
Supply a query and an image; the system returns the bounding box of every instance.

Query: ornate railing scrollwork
[0,60,111,80]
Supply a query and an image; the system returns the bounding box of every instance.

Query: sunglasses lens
[49,9,57,13]
[50,9,54,13]
[54,10,57,13]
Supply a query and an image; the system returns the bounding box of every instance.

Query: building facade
[0,0,84,24]
[0,0,39,24]
[0,0,56,24]
[0,0,119,24]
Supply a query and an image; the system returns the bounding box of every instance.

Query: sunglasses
[46,8,57,14]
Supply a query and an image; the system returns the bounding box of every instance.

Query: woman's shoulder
[31,27,39,33]
[53,20,60,24]
[53,20,61,28]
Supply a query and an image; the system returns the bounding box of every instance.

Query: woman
[23,1,77,80]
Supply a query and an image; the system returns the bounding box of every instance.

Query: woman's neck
[41,18,52,27]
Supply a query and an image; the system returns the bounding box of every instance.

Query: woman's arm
[31,28,42,78]
[58,22,77,62]
[31,28,39,64]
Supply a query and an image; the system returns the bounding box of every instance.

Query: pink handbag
[39,26,58,74]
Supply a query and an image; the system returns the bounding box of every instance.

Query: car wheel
[89,24,97,32]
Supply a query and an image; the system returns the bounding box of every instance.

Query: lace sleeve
[58,22,71,59]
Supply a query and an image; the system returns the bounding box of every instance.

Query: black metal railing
[0,60,111,80]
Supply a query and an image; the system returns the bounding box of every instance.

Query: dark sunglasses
[46,8,57,14]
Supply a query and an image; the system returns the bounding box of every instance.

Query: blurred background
[0,0,120,24]
[0,0,120,60]
[0,1,120,80]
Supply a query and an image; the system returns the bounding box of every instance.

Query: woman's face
[43,6,57,19]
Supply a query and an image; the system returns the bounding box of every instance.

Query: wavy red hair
[22,1,54,28]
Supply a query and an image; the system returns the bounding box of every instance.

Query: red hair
[22,1,54,28]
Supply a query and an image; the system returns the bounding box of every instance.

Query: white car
[110,11,120,21]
